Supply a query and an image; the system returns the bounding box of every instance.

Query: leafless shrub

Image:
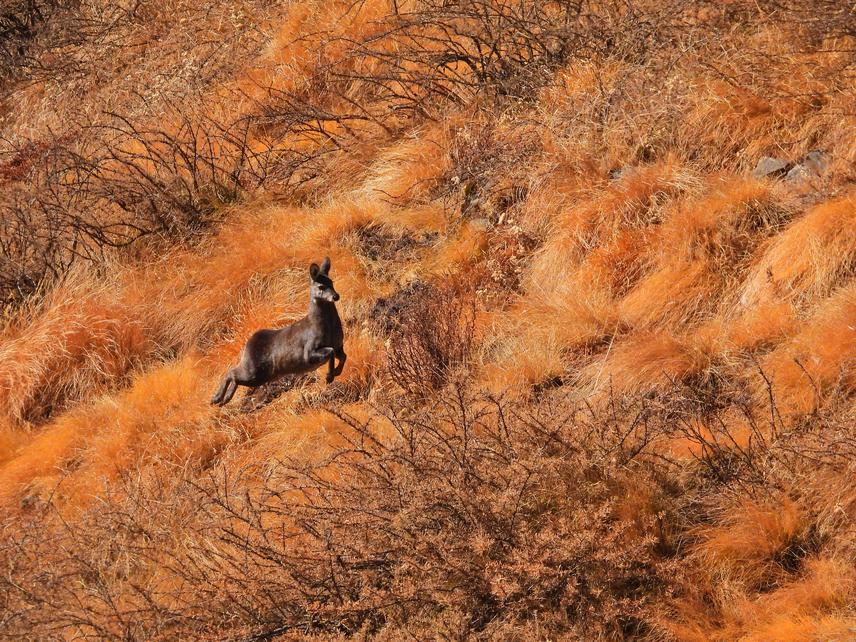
[184,388,675,639]
[666,364,856,489]
[0,473,201,640]
[2,378,854,639]
[757,0,856,43]
[0,136,83,304]
[0,0,61,81]
[83,109,274,240]
[0,108,277,305]
[0,0,279,306]
[234,0,698,197]
[0,0,143,85]
[381,281,477,395]
[0,385,681,640]
[334,0,680,116]
[426,119,540,222]
[250,0,684,156]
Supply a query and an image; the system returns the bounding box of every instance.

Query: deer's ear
[320,256,331,275]
[309,263,320,279]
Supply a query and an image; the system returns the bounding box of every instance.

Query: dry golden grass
[741,193,856,307]
[693,497,805,586]
[761,283,856,415]
[1,0,855,639]
[0,273,156,425]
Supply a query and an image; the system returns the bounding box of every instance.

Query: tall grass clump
[1,0,856,640]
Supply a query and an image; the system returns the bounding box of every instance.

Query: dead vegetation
[382,281,477,395]
[2,376,854,640]
[0,0,855,639]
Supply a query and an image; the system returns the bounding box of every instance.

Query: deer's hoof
[326,374,335,384]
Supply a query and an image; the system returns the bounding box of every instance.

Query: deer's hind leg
[212,362,263,406]
[211,369,237,406]
[218,373,240,406]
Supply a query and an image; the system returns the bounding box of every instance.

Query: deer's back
[241,308,342,380]
[271,318,315,374]
[241,328,285,380]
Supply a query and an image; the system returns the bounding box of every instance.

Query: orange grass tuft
[740,192,856,307]
[692,497,805,588]
[584,331,709,395]
[526,160,699,296]
[0,275,155,424]
[355,125,451,203]
[761,283,856,414]
[2,2,856,638]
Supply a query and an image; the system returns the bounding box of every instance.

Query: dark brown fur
[210,258,346,406]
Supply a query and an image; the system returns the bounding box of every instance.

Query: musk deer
[210,257,346,406]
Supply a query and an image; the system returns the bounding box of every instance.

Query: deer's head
[309,257,339,303]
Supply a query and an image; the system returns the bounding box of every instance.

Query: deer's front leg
[306,346,334,366]
[332,347,346,376]
[304,346,335,383]
[325,348,338,384]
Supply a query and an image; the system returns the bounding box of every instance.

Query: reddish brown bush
[2,377,854,639]
[0,385,681,640]
[379,281,477,395]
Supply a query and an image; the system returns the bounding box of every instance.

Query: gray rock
[786,164,811,182]
[803,150,828,175]
[785,151,829,183]
[609,166,636,181]
[468,218,492,232]
[752,156,789,178]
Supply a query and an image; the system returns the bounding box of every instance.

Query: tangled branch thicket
[0,0,688,303]
[383,282,477,395]
[1,0,855,638]
[0,111,275,305]
[1,377,853,640]
[1,0,850,304]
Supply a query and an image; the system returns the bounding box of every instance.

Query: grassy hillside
[0,0,855,639]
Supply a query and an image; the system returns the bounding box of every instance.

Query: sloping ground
[0,1,855,639]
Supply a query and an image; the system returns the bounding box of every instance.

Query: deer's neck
[308,298,336,329]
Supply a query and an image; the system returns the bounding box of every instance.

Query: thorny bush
[381,281,477,396]
[0,384,682,640]
[0,109,275,305]
[2,375,854,639]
